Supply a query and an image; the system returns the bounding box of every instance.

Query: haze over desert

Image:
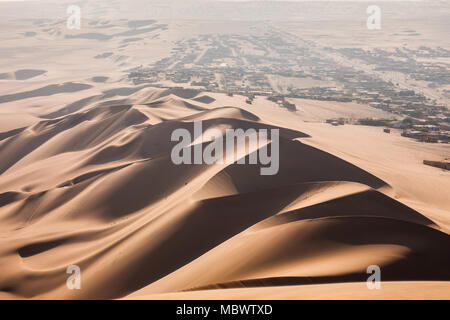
[0,0,449,301]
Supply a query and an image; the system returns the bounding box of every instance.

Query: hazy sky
[0,0,446,22]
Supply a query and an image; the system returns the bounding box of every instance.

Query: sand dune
[0,90,449,300]
[0,83,93,104]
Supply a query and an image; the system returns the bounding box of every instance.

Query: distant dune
[0,89,448,299]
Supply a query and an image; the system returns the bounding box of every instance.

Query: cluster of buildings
[337,47,450,85]
[352,116,450,144]
[267,95,297,111]
[127,32,449,143]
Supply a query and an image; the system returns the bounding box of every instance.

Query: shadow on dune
[14,69,47,80]
[0,127,26,142]
[0,82,93,104]
[193,95,216,104]
[41,95,102,119]
[222,138,387,192]
[185,217,450,292]
[40,85,154,119]
[64,23,167,42]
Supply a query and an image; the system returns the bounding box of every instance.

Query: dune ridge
[0,90,449,300]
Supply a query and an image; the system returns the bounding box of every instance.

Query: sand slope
[0,89,449,300]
